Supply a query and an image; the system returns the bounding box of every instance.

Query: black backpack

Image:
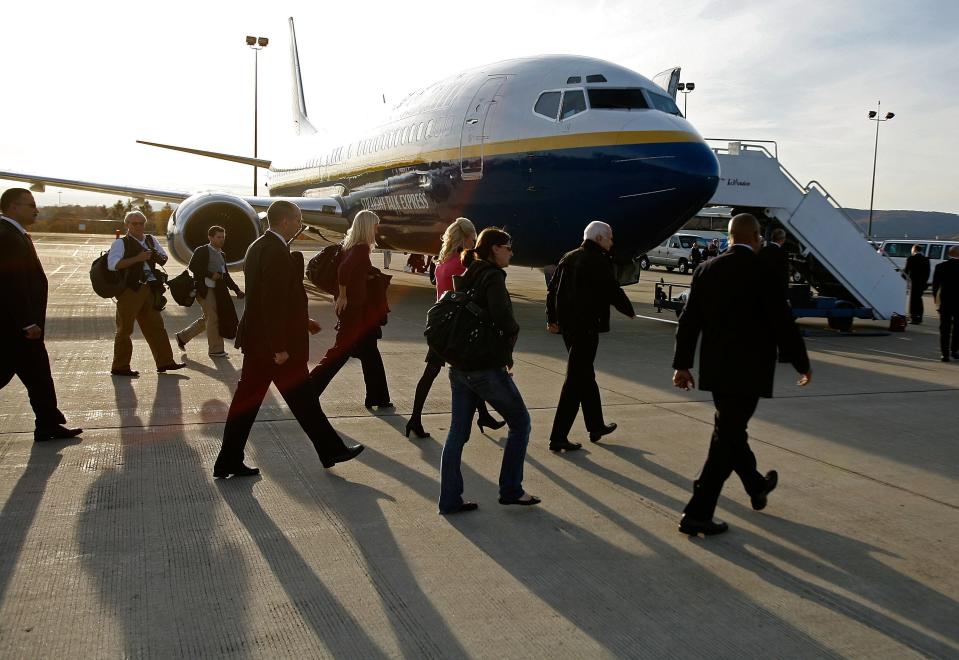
[167,269,196,307]
[89,252,125,299]
[306,244,343,294]
[424,271,505,370]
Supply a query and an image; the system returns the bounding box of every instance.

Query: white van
[878,240,959,283]
[638,231,729,273]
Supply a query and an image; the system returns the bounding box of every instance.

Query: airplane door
[460,76,505,180]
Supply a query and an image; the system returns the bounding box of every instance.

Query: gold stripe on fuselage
[270,129,700,193]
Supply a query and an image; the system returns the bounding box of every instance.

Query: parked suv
[638,233,705,274]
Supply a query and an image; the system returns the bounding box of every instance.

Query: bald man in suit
[672,213,811,536]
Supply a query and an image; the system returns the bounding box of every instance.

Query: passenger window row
[306,116,451,169]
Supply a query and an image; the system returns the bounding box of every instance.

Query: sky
[2,0,957,215]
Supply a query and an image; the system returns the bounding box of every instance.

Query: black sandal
[498,494,541,506]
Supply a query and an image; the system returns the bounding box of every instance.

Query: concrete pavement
[1,234,957,658]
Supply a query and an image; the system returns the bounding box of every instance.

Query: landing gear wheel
[639,256,650,270]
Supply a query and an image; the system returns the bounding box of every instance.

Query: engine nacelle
[166,192,262,266]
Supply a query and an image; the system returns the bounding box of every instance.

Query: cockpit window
[586,74,607,83]
[560,89,587,120]
[647,91,682,116]
[587,88,649,110]
[534,91,561,119]
[566,76,581,84]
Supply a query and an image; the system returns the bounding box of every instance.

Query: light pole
[866,100,895,239]
[246,35,269,195]
[677,81,695,117]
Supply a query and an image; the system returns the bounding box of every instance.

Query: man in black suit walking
[214,200,363,478]
[546,221,635,451]
[672,214,811,536]
[932,246,959,362]
[904,245,931,325]
[758,227,790,299]
[0,188,82,442]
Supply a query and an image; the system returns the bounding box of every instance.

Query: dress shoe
[750,470,778,511]
[589,422,617,443]
[324,444,365,468]
[549,439,583,452]
[209,351,229,358]
[477,414,506,433]
[405,420,430,439]
[438,501,478,515]
[158,362,187,372]
[365,400,394,410]
[175,333,186,351]
[678,514,729,536]
[942,356,951,362]
[110,368,140,377]
[499,494,541,506]
[34,425,83,442]
[213,464,260,479]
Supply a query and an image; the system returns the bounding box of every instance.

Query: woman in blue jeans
[438,228,540,514]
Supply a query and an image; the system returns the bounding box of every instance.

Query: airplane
[1,18,719,277]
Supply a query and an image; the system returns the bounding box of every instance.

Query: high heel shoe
[477,415,506,433]
[405,420,431,439]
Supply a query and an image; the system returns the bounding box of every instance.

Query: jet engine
[166,192,262,266]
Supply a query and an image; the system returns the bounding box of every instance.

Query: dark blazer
[546,239,634,334]
[235,232,309,361]
[904,253,931,287]
[758,242,790,298]
[188,244,241,299]
[932,258,959,311]
[0,219,47,339]
[673,245,809,398]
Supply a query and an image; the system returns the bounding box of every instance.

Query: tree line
[34,200,174,234]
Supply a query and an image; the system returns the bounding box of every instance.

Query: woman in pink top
[406,218,505,439]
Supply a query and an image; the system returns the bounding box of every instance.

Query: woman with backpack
[438,227,539,514]
[310,210,392,408]
[406,217,505,439]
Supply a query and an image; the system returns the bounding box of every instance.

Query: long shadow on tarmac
[0,437,80,607]
[581,443,959,657]
[348,442,840,657]
[261,429,472,659]
[76,376,255,656]
[217,475,389,658]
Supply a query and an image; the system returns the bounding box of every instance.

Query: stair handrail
[704,138,778,160]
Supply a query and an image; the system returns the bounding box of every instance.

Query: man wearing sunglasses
[106,210,184,377]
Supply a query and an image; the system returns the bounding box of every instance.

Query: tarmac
[1,233,957,659]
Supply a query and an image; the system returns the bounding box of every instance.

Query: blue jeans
[439,367,532,513]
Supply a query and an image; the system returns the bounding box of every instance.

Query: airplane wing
[0,169,190,204]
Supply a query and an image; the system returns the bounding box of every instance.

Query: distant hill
[842,209,959,240]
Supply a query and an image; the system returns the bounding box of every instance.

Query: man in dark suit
[758,227,790,300]
[932,246,959,361]
[672,213,811,536]
[214,200,363,478]
[904,245,931,325]
[546,221,635,451]
[0,188,82,442]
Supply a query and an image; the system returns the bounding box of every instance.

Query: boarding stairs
[705,140,905,320]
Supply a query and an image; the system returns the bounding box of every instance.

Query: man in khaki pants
[176,225,245,357]
[107,211,185,377]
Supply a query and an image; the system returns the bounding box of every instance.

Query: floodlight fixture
[245,35,256,45]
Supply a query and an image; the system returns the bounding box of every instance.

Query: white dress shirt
[107,234,168,281]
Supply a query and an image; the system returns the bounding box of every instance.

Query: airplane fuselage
[268,55,719,267]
